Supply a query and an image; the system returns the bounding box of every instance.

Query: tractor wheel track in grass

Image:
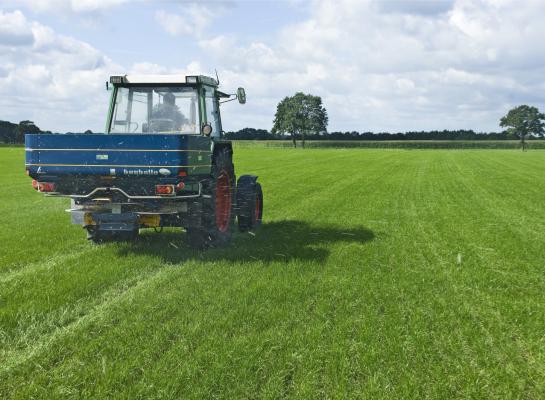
[0,258,178,376]
[0,237,206,371]
[0,243,92,284]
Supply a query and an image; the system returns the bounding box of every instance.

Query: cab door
[204,86,222,138]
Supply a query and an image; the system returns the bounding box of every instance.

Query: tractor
[25,74,263,248]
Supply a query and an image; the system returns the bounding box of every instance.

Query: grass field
[1,146,544,399]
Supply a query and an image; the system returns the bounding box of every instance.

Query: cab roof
[109,74,219,86]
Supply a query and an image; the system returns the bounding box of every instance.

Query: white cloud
[155,10,194,36]
[0,8,210,133]
[8,0,129,14]
[0,10,34,46]
[376,0,455,15]
[0,10,120,132]
[155,4,221,38]
[198,0,545,132]
[128,61,203,76]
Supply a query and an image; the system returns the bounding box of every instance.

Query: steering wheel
[149,118,175,133]
[129,121,139,133]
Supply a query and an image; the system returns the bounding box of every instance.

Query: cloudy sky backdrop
[1,0,544,133]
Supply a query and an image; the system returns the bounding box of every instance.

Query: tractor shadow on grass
[118,220,374,265]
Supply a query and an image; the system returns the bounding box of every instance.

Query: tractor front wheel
[237,175,263,232]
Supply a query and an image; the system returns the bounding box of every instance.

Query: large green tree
[500,105,545,151]
[271,92,328,147]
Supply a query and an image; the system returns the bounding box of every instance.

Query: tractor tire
[187,148,235,249]
[237,176,263,232]
[186,227,210,249]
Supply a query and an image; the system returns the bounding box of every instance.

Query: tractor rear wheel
[187,148,235,249]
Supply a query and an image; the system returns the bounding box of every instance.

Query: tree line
[0,120,47,144]
[2,119,538,144]
[0,120,94,144]
[2,94,543,150]
[224,127,520,141]
[265,93,544,149]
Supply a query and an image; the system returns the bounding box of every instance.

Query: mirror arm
[219,94,238,104]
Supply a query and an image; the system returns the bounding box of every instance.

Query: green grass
[1,147,544,399]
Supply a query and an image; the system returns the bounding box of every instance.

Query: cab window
[110,86,199,134]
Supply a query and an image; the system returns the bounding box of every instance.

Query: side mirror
[202,123,213,136]
[237,87,246,104]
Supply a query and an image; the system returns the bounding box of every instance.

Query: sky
[1,0,545,133]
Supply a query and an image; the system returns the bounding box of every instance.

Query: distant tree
[271,92,328,147]
[0,120,18,143]
[84,129,93,134]
[16,120,41,143]
[500,105,545,151]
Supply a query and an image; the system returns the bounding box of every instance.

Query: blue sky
[1,0,545,133]
[28,2,307,68]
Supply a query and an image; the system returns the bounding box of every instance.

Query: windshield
[109,86,199,134]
